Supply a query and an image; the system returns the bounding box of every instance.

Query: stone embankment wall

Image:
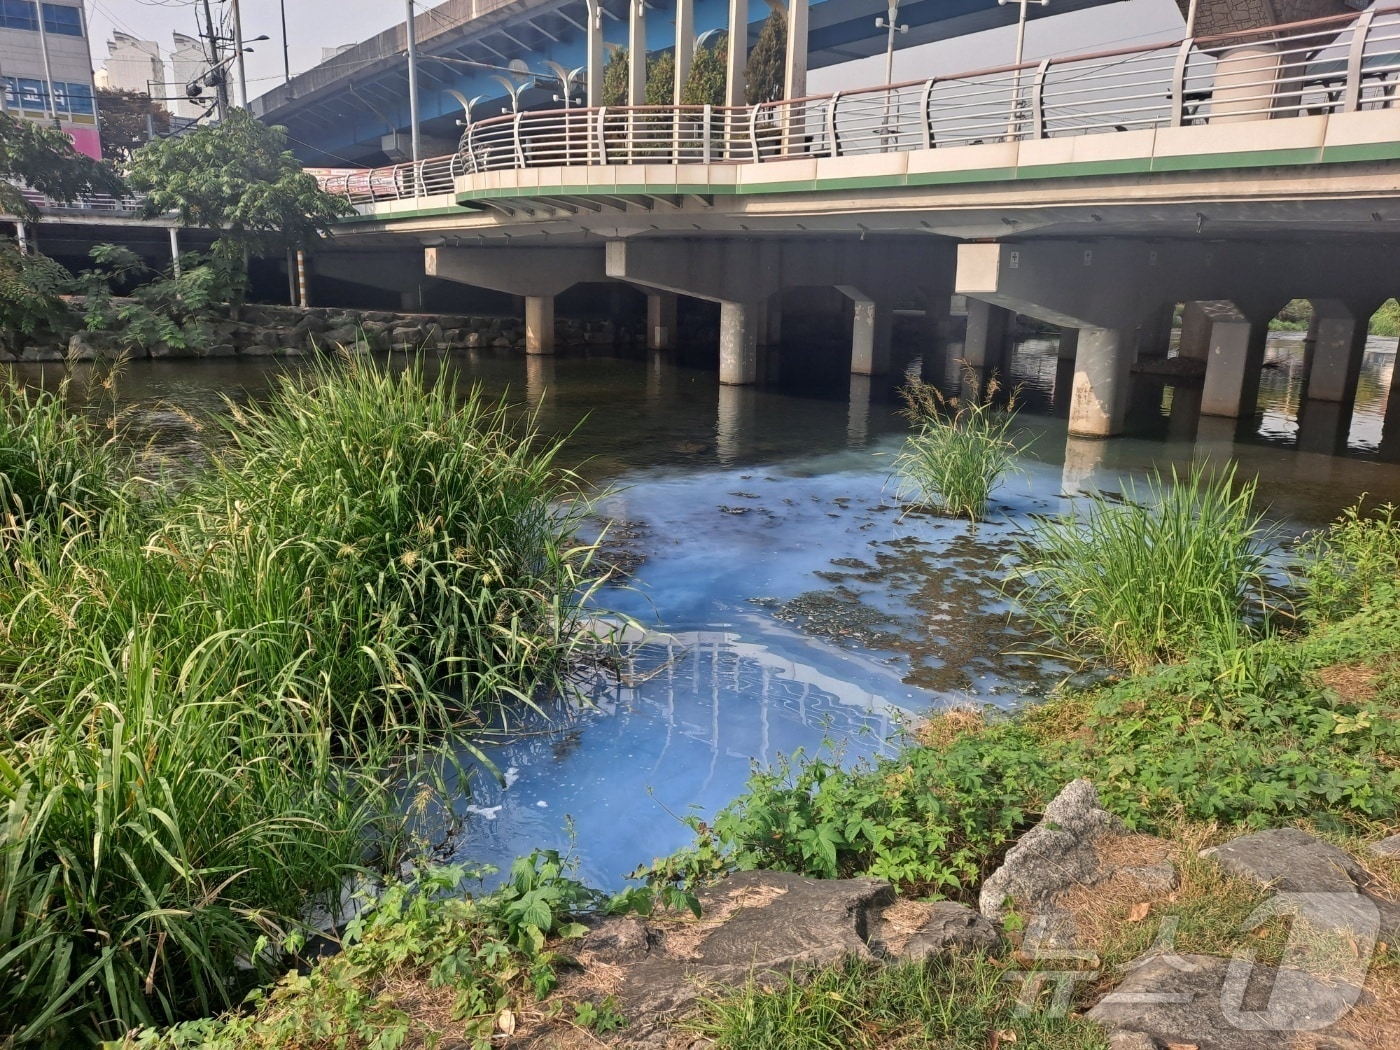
[6,304,639,363]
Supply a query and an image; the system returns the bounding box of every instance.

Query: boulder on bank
[978,779,1125,924]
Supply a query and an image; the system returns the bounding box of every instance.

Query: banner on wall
[64,126,102,161]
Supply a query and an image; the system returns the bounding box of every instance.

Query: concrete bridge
[296,1,1400,452]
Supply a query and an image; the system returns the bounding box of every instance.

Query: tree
[646,51,676,106]
[0,111,127,220]
[682,34,728,107]
[0,240,72,355]
[96,88,173,163]
[746,8,787,106]
[601,47,629,107]
[126,108,352,267]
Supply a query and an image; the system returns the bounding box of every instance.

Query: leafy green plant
[117,858,598,1050]
[638,732,1062,899]
[573,996,627,1033]
[0,241,74,356]
[893,375,1024,522]
[1008,462,1275,672]
[1295,499,1400,624]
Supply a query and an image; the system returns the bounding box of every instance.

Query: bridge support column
[1200,301,1276,418]
[848,374,872,448]
[1212,45,1287,122]
[1053,326,1079,417]
[962,300,1013,399]
[425,246,606,354]
[647,292,678,351]
[720,301,760,385]
[1297,398,1354,457]
[837,286,892,376]
[1380,355,1400,461]
[1179,302,1212,361]
[1305,299,1373,404]
[1070,326,1135,437]
[525,295,556,355]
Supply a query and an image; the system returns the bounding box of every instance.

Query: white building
[102,31,163,96]
[168,32,205,120]
[0,2,102,158]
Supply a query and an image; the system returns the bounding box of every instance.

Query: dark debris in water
[593,519,650,578]
[766,531,1057,697]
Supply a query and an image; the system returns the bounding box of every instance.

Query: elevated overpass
[253,0,1137,165]
[302,3,1400,453]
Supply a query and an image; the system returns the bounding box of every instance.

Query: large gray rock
[879,902,1000,961]
[978,779,1124,923]
[1088,952,1367,1050]
[68,330,114,361]
[604,871,892,1023]
[1201,829,1375,895]
[1369,833,1400,858]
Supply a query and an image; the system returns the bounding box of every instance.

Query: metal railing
[316,2,1400,206]
[15,189,148,215]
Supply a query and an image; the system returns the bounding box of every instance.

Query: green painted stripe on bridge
[359,142,1400,221]
[1149,146,1323,173]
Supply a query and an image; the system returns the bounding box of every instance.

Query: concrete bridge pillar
[836,286,892,376]
[1380,357,1400,462]
[1305,299,1375,404]
[1198,300,1280,418]
[647,292,678,351]
[1070,326,1136,437]
[720,300,761,385]
[1179,301,1212,361]
[425,246,607,355]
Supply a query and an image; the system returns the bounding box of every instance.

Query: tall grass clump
[0,373,120,531]
[193,353,603,729]
[0,354,606,1044]
[1008,463,1275,672]
[893,375,1022,522]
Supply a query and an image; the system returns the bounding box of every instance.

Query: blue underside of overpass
[257,0,1131,166]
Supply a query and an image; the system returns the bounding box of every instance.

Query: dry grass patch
[876,899,943,957]
[1054,834,1179,954]
[1317,662,1382,705]
[913,706,986,749]
[1297,964,1400,1050]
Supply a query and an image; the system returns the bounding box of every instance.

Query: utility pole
[280,0,291,83]
[405,0,422,165]
[231,0,248,107]
[200,0,229,120]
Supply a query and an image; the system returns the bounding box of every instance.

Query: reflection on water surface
[16,334,1400,887]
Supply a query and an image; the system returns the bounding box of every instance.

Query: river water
[21,331,1400,890]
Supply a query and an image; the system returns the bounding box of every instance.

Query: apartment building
[0,1,101,158]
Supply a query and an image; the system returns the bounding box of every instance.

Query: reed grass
[1007,463,1274,673]
[0,374,119,532]
[0,354,605,1044]
[893,375,1022,522]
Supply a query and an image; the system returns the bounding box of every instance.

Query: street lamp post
[405,0,422,167]
[1000,0,1048,137]
[875,1,907,147]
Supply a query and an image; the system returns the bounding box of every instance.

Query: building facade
[0,1,101,158]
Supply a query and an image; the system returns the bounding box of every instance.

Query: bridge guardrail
[314,2,1400,206]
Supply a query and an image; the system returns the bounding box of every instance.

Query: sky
[81,0,1187,104]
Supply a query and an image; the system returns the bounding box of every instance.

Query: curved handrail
[315,2,1400,206]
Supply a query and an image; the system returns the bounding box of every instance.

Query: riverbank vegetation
[0,355,604,1045]
[893,376,1023,522]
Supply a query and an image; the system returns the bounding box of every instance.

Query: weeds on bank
[687,954,1107,1050]
[115,855,603,1050]
[0,355,608,1044]
[894,375,1024,522]
[1007,462,1274,673]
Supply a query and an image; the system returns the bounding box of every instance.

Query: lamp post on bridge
[875,1,907,147]
[1000,0,1048,137]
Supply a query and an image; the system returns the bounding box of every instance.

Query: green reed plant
[0,373,121,531]
[893,375,1022,522]
[1007,463,1275,673]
